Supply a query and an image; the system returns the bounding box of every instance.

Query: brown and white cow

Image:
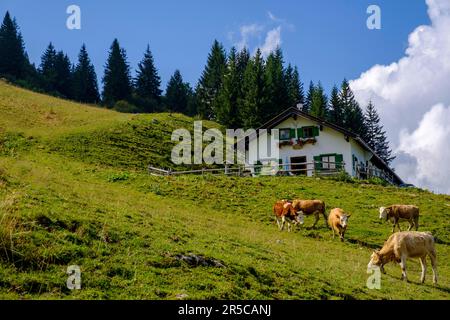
[328,208,351,242]
[379,205,420,233]
[273,200,304,232]
[367,231,438,284]
[292,199,327,228]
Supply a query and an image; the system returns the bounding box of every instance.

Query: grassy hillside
[0,81,449,300]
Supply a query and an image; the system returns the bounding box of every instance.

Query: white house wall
[247,116,355,177]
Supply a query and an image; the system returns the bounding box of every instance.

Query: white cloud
[232,13,293,56]
[268,11,278,22]
[350,0,450,194]
[397,104,450,194]
[236,23,264,51]
[259,26,282,57]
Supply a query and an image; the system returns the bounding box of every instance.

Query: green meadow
[0,81,449,299]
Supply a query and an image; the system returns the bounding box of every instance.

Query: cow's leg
[331,227,335,239]
[408,220,413,231]
[312,213,320,228]
[276,217,282,230]
[419,256,427,284]
[340,229,346,242]
[322,210,328,227]
[400,255,408,282]
[281,216,286,231]
[429,251,438,284]
[414,217,419,231]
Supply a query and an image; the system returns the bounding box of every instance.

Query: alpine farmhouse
[245,106,403,185]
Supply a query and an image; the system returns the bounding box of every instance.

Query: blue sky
[1,0,428,94]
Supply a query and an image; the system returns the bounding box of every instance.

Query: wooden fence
[355,164,395,184]
[148,161,345,177]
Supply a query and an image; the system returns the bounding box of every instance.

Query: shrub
[107,172,130,182]
[113,100,139,114]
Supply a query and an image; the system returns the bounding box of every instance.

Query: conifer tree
[240,49,266,128]
[328,85,343,126]
[102,39,132,107]
[304,81,315,113]
[216,47,243,128]
[165,69,191,114]
[236,48,250,79]
[54,51,73,98]
[340,79,366,137]
[264,48,289,121]
[364,101,395,165]
[39,43,58,92]
[0,11,27,79]
[286,65,304,108]
[135,45,162,102]
[195,40,227,120]
[309,82,328,119]
[72,44,100,103]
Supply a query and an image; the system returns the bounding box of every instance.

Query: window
[298,126,320,138]
[315,154,344,171]
[279,128,292,141]
[322,155,336,170]
[303,127,315,138]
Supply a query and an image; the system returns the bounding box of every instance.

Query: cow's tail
[322,202,329,226]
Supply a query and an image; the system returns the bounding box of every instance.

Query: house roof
[248,106,404,185]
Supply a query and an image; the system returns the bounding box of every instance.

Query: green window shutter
[298,128,304,138]
[313,126,320,137]
[335,154,344,169]
[314,156,322,171]
[290,129,296,139]
[279,159,283,164]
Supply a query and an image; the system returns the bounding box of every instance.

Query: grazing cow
[367,231,438,284]
[379,205,420,233]
[273,200,304,232]
[328,208,351,242]
[292,199,327,228]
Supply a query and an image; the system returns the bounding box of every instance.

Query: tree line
[0,11,394,164]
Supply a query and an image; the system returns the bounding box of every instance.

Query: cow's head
[292,199,301,210]
[379,207,389,220]
[340,214,351,228]
[295,211,305,225]
[368,250,382,268]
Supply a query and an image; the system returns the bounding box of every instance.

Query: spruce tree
[0,11,27,79]
[39,43,58,92]
[264,48,289,121]
[309,81,328,119]
[304,81,315,114]
[240,49,266,128]
[340,79,366,137]
[286,65,304,108]
[364,101,395,165]
[135,45,162,102]
[73,44,100,103]
[165,70,191,114]
[53,51,73,98]
[236,48,250,78]
[328,85,344,126]
[376,131,396,165]
[195,40,227,120]
[102,39,132,107]
[216,47,242,128]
